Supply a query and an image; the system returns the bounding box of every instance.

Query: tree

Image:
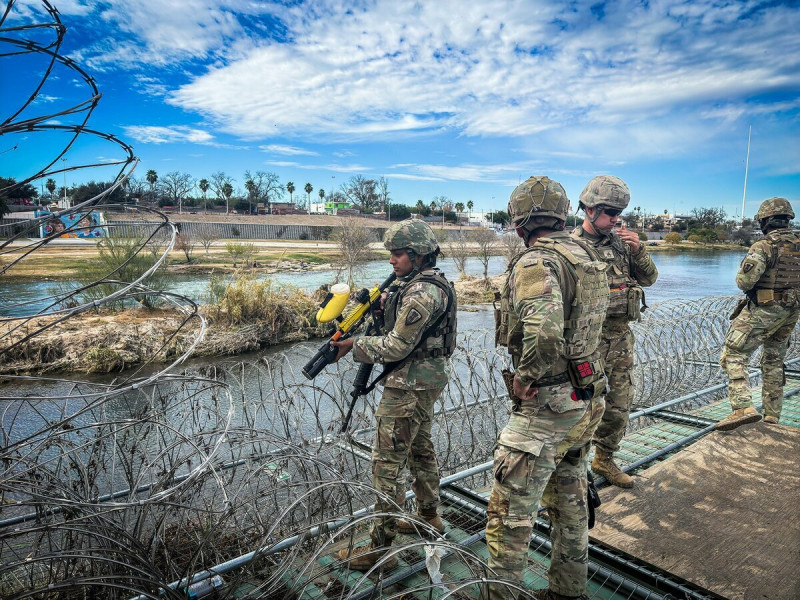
[491,210,510,225]
[330,218,376,287]
[0,177,39,214]
[377,176,390,212]
[388,204,411,221]
[473,228,498,284]
[161,171,194,212]
[198,226,223,256]
[304,182,313,210]
[416,199,426,216]
[46,178,56,199]
[455,202,465,214]
[286,181,295,203]
[467,200,474,213]
[500,231,524,266]
[198,178,210,211]
[248,171,285,213]
[664,232,682,245]
[146,169,158,203]
[70,181,125,205]
[447,231,470,279]
[341,175,379,212]
[211,172,235,214]
[175,232,197,262]
[691,207,727,229]
[318,188,325,203]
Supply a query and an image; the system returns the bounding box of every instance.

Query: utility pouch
[723,323,752,351]
[567,358,605,392]
[730,298,748,320]
[493,291,504,347]
[627,286,643,321]
[501,368,521,411]
[756,288,775,305]
[587,470,602,529]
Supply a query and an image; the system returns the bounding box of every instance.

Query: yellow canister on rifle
[316,283,350,323]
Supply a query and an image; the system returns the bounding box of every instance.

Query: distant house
[324,200,350,215]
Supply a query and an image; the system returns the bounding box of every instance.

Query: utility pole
[61,157,67,208]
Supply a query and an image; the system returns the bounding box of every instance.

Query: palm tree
[199,178,209,211]
[455,202,464,214]
[46,178,56,200]
[430,200,437,214]
[467,200,474,213]
[245,178,255,214]
[287,181,295,203]
[304,183,313,210]
[146,169,158,202]
[416,199,425,215]
[222,182,233,214]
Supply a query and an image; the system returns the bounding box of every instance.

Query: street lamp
[61,158,67,208]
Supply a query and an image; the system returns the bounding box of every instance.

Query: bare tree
[447,231,470,279]
[341,175,379,212]
[499,231,524,267]
[175,232,197,262]
[377,176,390,212]
[198,226,223,256]
[473,228,498,284]
[211,172,235,214]
[161,171,194,212]
[330,218,376,287]
[124,176,147,203]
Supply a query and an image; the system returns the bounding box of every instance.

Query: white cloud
[123,125,215,145]
[259,144,318,156]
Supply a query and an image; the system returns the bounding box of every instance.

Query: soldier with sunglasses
[572,175,658,488]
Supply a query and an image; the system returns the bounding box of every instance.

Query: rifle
[302,273,396,381]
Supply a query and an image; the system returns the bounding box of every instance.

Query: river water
[1,250,745,317]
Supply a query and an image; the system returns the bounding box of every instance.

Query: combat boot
[763,415,779,424]
[533,589,589,600]
[715,406,762,431]
[396,512,445,536]
[336,542,398,571]
[591,448,634,488]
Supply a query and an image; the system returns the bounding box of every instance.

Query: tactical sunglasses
[600,207,622,217]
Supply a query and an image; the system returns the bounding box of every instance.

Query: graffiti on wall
[37,211,107,238]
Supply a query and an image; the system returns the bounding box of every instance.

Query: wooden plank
[591,422,800,600]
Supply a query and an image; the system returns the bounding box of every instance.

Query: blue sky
[2,0,799,219]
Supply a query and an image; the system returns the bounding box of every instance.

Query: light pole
[61,158,67,208]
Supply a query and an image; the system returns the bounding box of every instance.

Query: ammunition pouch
[567,358,605,399]
[730,298,748,320]
[627,285,643,321]
[754,288,798,307]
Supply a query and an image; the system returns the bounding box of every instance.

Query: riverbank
[0,274,503,375]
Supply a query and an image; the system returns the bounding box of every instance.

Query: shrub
[637,232,648,241]
[664,232,682,244]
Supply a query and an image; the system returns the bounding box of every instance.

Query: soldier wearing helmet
[718,197,800,430]
[572,175,658,488]
[332,219,456,570]
[485,176,609,600]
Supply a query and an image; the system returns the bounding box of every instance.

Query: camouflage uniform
[572,226,657,453]
[352,222,454,548]
[487,176,609,600]
[720,198,800,423]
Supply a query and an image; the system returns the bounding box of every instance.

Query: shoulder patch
[405,308,423,326]
[743,263,753,273]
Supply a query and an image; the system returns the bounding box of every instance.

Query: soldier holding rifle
[331,219,456,570]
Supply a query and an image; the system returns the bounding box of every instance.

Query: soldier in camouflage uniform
[331,219,457,570]
[572,176,658,488]
[486,176,609,600]
[718,197,800,430]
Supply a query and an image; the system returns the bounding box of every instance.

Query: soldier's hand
[617,228,641,252]
[329,338,354,362]
[513,374,539,401]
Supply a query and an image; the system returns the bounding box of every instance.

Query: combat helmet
[755,197,794,221]
[384,219,439,256]
[579,175,630,211]
[508,176,570,232]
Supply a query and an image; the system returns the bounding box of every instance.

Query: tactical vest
[592,233,643,320]
[384,268,457,359]
[755,230,800,291]
[495,235,609,392]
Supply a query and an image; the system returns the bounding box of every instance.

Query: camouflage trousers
[720,302,800,417]
[593,321,634,453]
[485,382,605,599]
[369,385,443,546]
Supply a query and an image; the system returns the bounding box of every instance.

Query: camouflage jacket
[572,225,658,324]
[737,228,800,292]
[506,231,608,387]
[353,268,450,390]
